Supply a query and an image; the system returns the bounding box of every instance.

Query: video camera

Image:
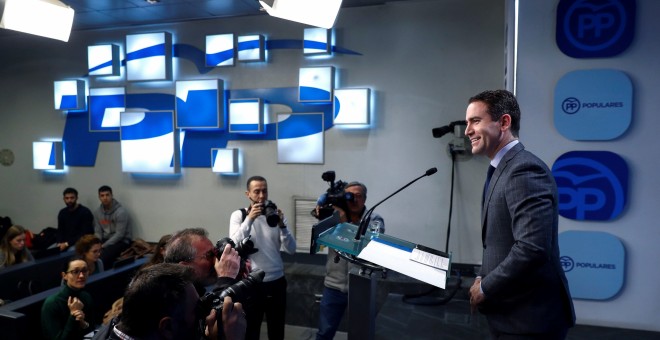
[216,236,258,273]
[312,171,355,220]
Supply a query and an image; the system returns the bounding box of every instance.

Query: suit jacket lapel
[481,142,525,242]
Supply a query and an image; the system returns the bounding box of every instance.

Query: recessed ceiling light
[146,0,160,4]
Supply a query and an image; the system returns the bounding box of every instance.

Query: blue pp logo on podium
[554,69,632,141]
[559,231,625,300]
[556,0,635,58]
[552,151,628,221]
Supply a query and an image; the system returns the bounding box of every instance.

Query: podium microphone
[355,167,438,241]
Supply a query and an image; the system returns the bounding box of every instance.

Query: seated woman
[75,234,104,275]
[141,233,171,270]
[0,225,34,269]
[41,256,94,340]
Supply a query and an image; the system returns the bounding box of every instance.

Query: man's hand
[247,202,263,220]
[222,296,246,340]
[215,244,240,279]
[469,276,485,313]
[58,242,69,251]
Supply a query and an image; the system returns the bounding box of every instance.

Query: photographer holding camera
[229,175,296,340]
[102,263,246,340]
[315,181,385,340]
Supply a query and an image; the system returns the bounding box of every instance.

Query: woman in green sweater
[41,256,94,340]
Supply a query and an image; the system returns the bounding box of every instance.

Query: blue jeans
[316,286,348,340]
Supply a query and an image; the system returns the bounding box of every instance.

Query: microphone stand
[354,167,438,241]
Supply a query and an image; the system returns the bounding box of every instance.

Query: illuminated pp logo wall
[176,79,225,129]
[33,141,64,170]
[120,111,179,174]
[552,151,628,221]
[211,148,239,174]
[556,0,635,58]
[554,69,632,140]
[206,34,235,67]
[88,44,120,76]
[299,67,334,102]
[333,88,370,126]
[304,28,331,55]
[237,35,265,62]
[90,88,126,131]
[126,32,172,81]
[229,99,264,133]
[54,80,86,111]
[277,113,324,164]
[559,230,625,299]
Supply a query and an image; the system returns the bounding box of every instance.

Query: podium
[313,222,451,339]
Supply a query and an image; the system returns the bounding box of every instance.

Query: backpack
[31,227,58,250]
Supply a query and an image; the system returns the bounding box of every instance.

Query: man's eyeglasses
[189,249,218,262]
[66,268,90,276]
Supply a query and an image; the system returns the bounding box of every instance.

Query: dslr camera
[312,170,355,220]
[198,268,265,320]
[216,236,258,274]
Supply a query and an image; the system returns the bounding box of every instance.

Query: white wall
[0,0,504,265]
[517,0,660,332]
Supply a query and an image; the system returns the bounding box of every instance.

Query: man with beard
[56,188,94,251]
[93,185,133,268]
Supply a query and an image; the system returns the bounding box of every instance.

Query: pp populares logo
[556,0,635,58]
[554,69,632,141]
[559,231,625,300]
[552,151,628,221]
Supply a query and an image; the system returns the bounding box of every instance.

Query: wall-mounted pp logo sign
[556,0,635,58]
[559,230,625,300]
[552,151,628,221]
[554,69,632,140]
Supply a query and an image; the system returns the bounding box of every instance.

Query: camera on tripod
[312,170,355,220]
[216,236,258,273]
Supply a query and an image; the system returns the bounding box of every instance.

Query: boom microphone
[355,167,438,240]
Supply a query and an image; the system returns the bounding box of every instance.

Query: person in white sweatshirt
[228,175,296,340]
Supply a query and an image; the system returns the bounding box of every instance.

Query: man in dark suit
[466,90,575,339]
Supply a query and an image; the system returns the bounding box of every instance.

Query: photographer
[104,263,246,340]
[164,228,241,289]
[229,176,296,340]
[315,181,385,340]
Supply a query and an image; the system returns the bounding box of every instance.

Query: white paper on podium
[357,238,447,289]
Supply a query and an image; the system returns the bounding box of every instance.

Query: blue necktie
[482,165,495,205]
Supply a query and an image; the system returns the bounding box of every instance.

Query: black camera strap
[240,208,247,222]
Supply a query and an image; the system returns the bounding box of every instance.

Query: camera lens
[263,200,280,227]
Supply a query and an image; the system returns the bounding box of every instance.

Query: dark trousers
[245,276,287,340]
[488,324,569,340]
[316,286,348,340]
[100,241,130,269]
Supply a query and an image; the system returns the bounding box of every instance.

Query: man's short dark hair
[63,187,78,197]
[469,89,521,137]
[164,228,208,264]
[345,181,367,199]
[117,263,196,337]
[98,185,113,194]
[246,176,267,190]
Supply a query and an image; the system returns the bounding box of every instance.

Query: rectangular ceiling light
[0,0,74,42]
[259,0,342,29]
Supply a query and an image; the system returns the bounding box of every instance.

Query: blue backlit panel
[120,110,179,173]
[54,80,86,111]
[237,35,265,62]
[176,79,225,129]
[333,88,370,125]
[211,148,239,174]
[126,32,172,81]
[88,44,120,76]
[33,141,64,170]
[229,98,264,133]
[206,34,235,67]
[89,87,126,132]
[277,113,324,164]
[304,28,331,55]
[299,67,334,102]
